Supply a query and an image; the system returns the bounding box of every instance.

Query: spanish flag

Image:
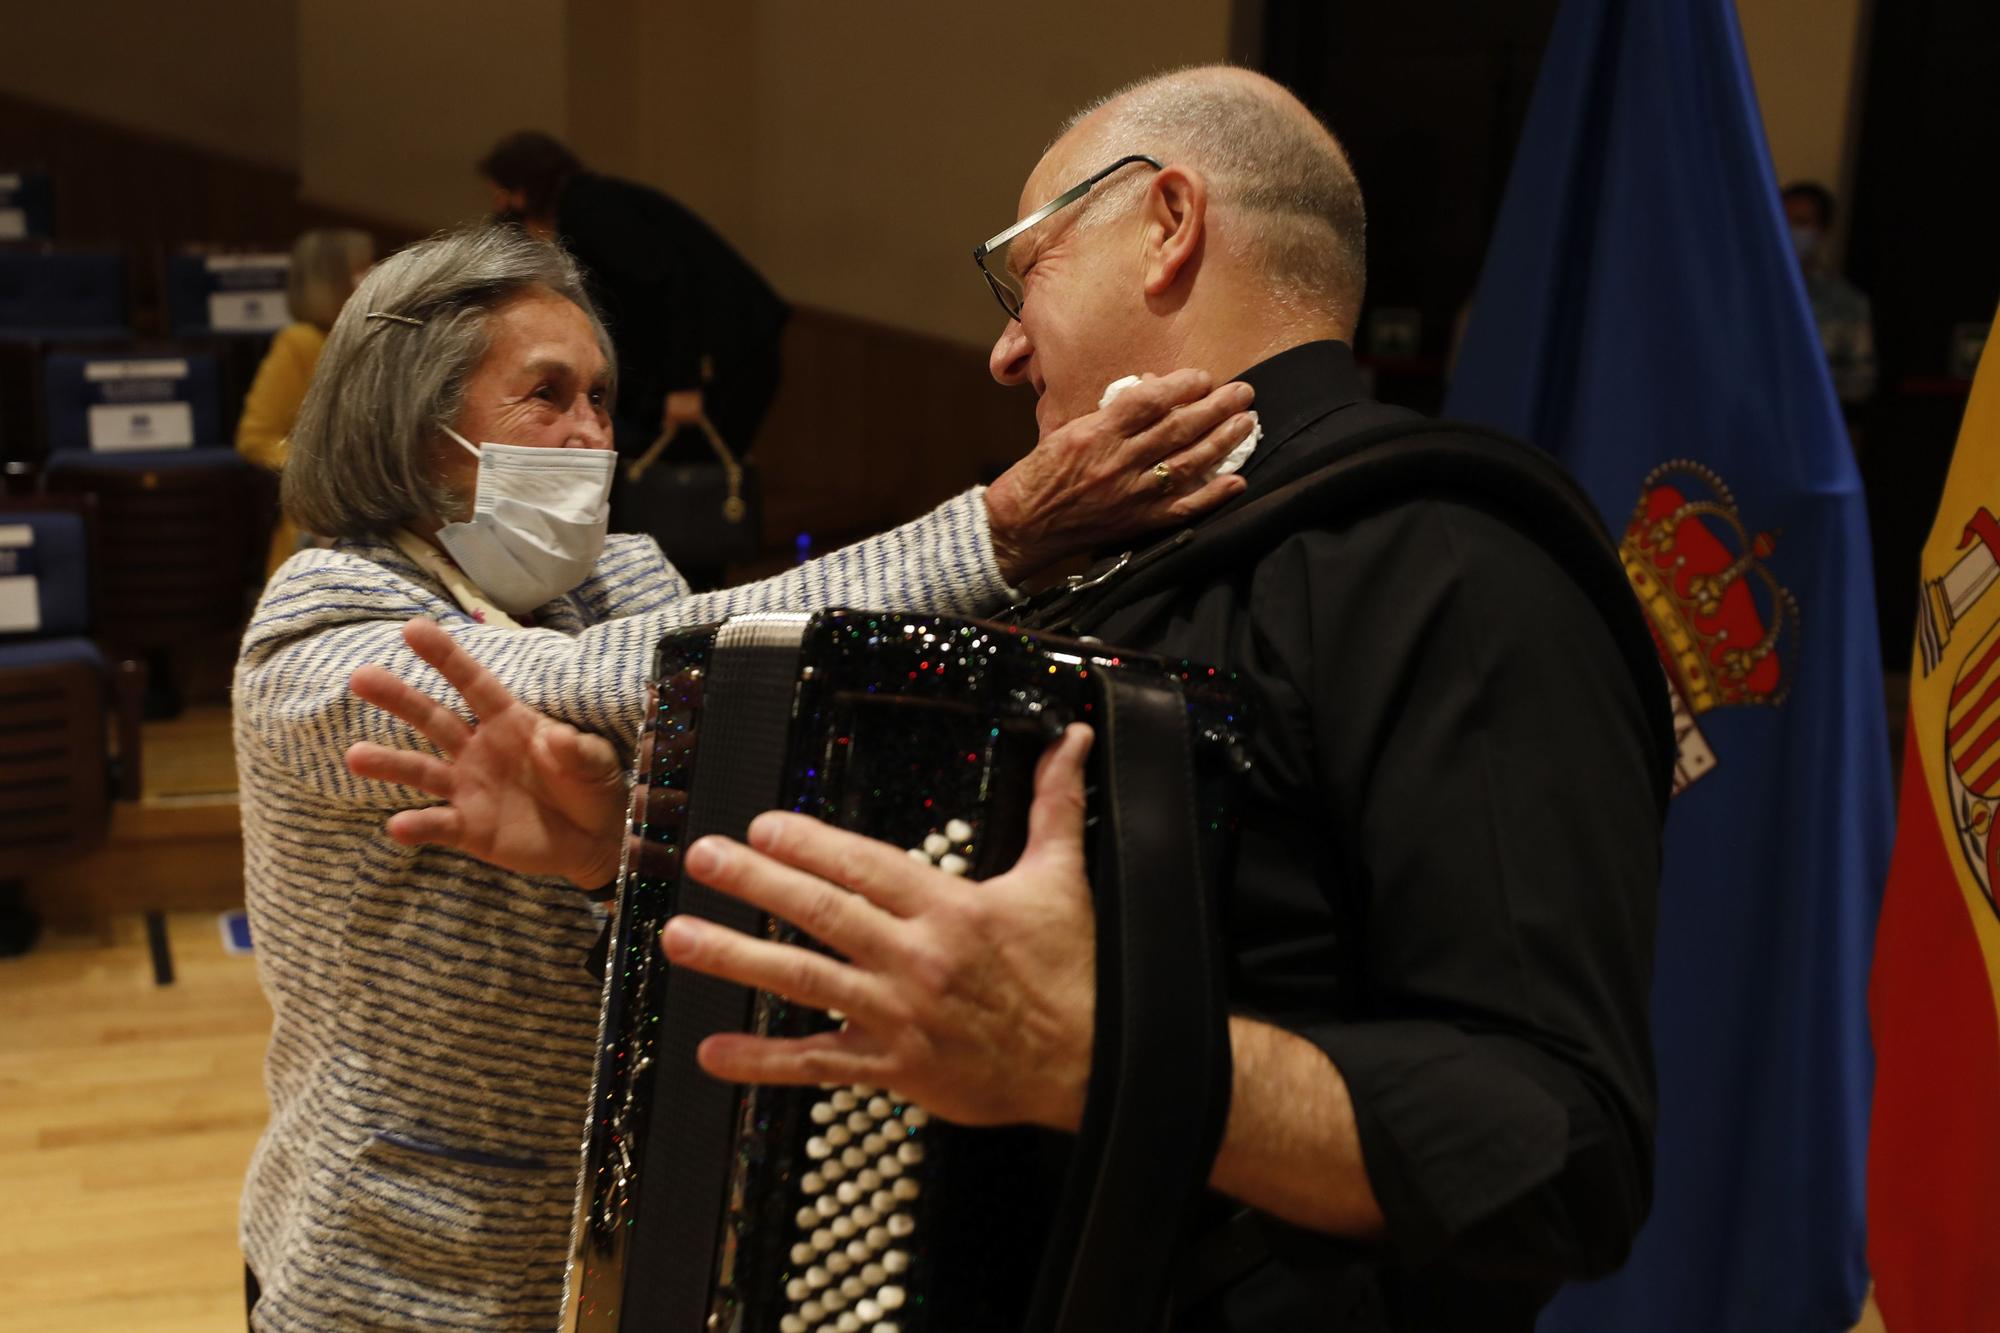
[1870,307,2000,1330]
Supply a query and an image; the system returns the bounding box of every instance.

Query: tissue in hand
[1098,374,1260,479]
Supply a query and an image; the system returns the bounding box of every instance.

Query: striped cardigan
[235,491,1013,1330]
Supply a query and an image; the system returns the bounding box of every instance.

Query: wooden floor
[0,912,269,1332]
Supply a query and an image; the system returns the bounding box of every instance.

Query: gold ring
[1150,461,1174,491]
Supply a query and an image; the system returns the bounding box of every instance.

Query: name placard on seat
[0,174,23,242]
[82,359,196,451]
[0,524,39,633]
[203,254,290,333]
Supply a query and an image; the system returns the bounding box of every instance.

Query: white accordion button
[841,1275,866,1299]
[811,1101,837,1125]
[786,1277,810,1301]
[780,1316,806,1333]
[807,1265,830,1289]
[867,1096,892,1118]
[872,1189,896,1213]
[806,1136,831,1160]
[938,853,970,877]
[878,1285,907,1310]
[862,1133,887,1156]
[816,1195,841,1219]
[887,1213,915,1239]
[832,1089,859,1111]
[811,1227,834,1252]
[802,1172,826,1195]
[801,1299,825,1322]
[842,1146,869,1169]
[922,833,950,858]
[875,1324,901,1333]
[847,1110,873,1133]
[866,1225,890,1249]
[827,1253,852,1276]
[791,1242,815,1265]
[903,1107,930,1129]
[822,1158,847,1182]
[837,1313,861,1333]
[856,1298,883,1323]
[836,1180,861,1205]
[861,1262,887,1286]
[882,1249,910,1275]
[896,1141,924,1165]
[892,1177,920,1202]
[846,1238,871,1263]
[945,818,974,844]
[906,846,931,863]
[876,1155,903,1178]
[852,1205,879,1228]
[795,1206,818,1230]
[857,1168,883,1191]
[827,1124,852,1148]
[831,1215,857,1241]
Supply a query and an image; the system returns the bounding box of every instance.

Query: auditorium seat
[0,250,129,341]
[0,500,145,962]
[35,351,256,715]
[163,251,291,338]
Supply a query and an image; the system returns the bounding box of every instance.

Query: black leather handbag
[619,414,763,567]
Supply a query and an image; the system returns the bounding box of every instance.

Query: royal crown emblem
[1620,460,1798,794]
[1922,505,2000,917]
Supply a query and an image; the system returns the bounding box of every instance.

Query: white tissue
[1099,374,1259,479]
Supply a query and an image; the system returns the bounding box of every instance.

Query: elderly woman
[234,222,1254,1329]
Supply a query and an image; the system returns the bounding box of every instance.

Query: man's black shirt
[1073,342,1663,1331]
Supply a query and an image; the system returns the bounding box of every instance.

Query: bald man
[370,67,1668,1333]
[674,68,1665,1330]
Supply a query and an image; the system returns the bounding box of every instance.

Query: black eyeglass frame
[972,153,1164,322]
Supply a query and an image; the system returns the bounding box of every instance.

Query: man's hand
[344,618,629,889]
[662,724,1099,1131]
[663,389,705,432]
[983,372,1255,582]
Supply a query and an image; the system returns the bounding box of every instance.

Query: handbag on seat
[619,413,763,567]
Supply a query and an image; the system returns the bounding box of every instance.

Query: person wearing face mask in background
[1782,180,1877,413]
[230,221,1254,1329]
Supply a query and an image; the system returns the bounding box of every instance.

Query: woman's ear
[1142,165,1208,298]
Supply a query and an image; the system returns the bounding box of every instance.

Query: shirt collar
[1226,339,1369,483]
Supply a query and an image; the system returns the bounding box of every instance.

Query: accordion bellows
[564,611,1248,1333]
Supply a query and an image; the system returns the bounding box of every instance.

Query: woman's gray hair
[286,228,374,330]
[283,223,614,540]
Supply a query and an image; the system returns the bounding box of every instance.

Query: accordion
[564,610,1249,1333]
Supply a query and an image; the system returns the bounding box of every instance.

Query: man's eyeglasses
[972,154,1163,323]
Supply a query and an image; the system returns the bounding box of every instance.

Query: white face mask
[433,426,616,615]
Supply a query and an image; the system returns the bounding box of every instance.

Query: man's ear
[1142,165,1208,298]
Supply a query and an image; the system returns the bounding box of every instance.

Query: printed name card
[84,358,196,452]
[206,254,290,333]
[0,523,39,633]
[0,173,30,240]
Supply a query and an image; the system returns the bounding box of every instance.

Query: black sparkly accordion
[563,611,1249,1333]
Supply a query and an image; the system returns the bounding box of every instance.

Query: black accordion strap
[625,613,811,1326]
[1031,671,1235,1333]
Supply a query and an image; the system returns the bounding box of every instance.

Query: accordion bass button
[791,1242,816,1265]
[857,1169,883,1191]
[811,1102,837,1125]
[866,1225,891,1249]
[862,1133,887,1156]
[847,1110,872,1133]
[921,833,950,859]
[842,1275,867,1299]
[887,1214,915,1239]
[901,1107,929,1129]
[807,1265,831,1289]
[802,1172,826,1195]
[801,1300,825,1323]
[882,1249,910,1275]
[852,1205,878,1228]
[780,1317,807,1333]
[945,818,974,844]
[811,1227,835,1251]
[876,1155,903,1178]
[938,854,970,877]
[827,1125,853,1147]
[856,1299,883,1323]
[879,1285,907,1310]
[836,1181,861,1205]
[861,1262,887,1286]
[895,1141,924,1165]
[831,1216,858,1241]
[806,1136,832,1160]
[892,1178,920,1202]
[842,1147,869,1169]
[796,1207,819,1230]
[866,1097,891,1119]
[827,1253,852,1276]
[832,1089,859,1112]
[838,1314,863,1333]
[848,1238,873,1263]
[786,1278,810,1302]
[817,1196,843,1219]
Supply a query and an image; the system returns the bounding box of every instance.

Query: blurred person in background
[478,130,788,587]
[236,227,375,576]
[1783,180,1877,411]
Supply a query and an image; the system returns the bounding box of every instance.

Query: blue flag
[1444,1,1893,1329]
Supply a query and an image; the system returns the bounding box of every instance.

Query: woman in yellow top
[236,228,374,576]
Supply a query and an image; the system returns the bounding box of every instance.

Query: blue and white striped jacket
[235,491,1013,1330]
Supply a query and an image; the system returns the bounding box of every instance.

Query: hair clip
[364,311,424,327]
